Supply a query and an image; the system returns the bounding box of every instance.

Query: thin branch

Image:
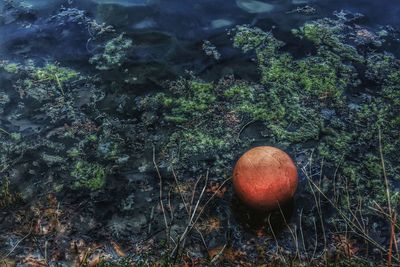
[152,145,170,245]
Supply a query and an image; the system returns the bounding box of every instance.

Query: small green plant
[71,161,106,190]
[34,63,78,83]
[0,176,21,208]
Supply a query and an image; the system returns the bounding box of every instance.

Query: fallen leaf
[111,241,126,257]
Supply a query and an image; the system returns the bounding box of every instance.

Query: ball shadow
[230,195,294,236]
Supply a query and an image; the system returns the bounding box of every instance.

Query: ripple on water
[91,0,157,7]
[236,0,275,14]
[211,19,234,29]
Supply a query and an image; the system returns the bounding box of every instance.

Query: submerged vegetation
[89,33,133,70]
[0,1,400,266]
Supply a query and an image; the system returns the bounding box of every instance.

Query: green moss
[297,58,345,99]
[293,20,363,63]
[366,53,398,82]
[87,134,98,142]
[364,154,382,177]
[2,63,20,74]
[67,148,81,158]
[224,84,255,99]
[141,18,400,213]
[34,63,78,83]
[71,161,106,190]
[10,133,21,141]
[89,33,133,70]
[233,25,283,56]
[181,130,231,154]
[233,25,269,52]
[296,22,338,46]
[157,79,216,123]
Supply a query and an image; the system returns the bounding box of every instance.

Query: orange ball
[233,146,298,210]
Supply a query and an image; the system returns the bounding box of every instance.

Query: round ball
[233,146,298,210]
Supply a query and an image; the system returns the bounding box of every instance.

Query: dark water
[0,0,399,264]
[1,0,399,80]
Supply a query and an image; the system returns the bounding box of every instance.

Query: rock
[236,0,274,13]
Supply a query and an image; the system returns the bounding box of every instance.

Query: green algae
[0,9,400,265]
[2,62,21,74]
[140,18,400,214]
[71,160,106,190]
[89,33,133,70]
[34,63,78,83]
[1,15,398,206]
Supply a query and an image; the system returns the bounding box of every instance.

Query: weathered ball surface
[233,146,298,210]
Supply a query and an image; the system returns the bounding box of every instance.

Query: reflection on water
[2,0,399,55]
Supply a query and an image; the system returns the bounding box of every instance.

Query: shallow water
[1,0,399,75]
[0,0,399,265]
